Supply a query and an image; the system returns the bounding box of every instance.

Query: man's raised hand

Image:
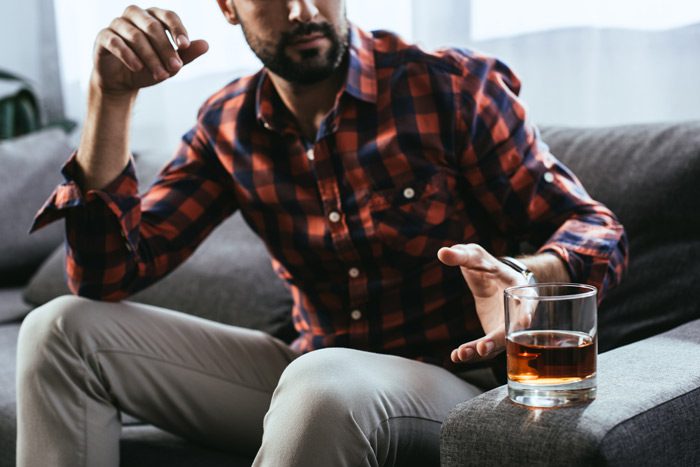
[92,6,209,96]
[437,244,528,364]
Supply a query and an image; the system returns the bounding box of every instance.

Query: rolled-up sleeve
[455,52,628,299]
[30,117,237,301]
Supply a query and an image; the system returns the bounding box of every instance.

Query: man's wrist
[518,252,571,283]
[88,76,138,109]
[499,256,536,285]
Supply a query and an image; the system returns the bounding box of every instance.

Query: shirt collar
[345,24,378,104]
[256,23,378,132]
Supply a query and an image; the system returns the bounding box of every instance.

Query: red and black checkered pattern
[32,25,627,369]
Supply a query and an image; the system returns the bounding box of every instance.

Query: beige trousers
[16,296,484,467]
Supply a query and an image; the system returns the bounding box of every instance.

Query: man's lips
[288,33,327,49]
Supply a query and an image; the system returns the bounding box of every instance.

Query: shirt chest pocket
[368,172,467,258]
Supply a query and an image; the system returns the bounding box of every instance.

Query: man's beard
[241,21,349,85]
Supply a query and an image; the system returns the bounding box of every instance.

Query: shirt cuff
[537,244,584,283]
[537,218,626,298]
[30,152,139,237]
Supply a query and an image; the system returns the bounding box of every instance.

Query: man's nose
[288,0,319,23]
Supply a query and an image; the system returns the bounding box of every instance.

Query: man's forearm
[520,252,571,283]
[76,82,137,192]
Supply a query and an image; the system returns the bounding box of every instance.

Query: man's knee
[18,295,99,373]
[21,295,99,341]
[274,348,384,421]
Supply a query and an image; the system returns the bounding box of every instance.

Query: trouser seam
[356,415,444,467]
[88,348,275,395]
[80,360,87,467]
[54,317,89,467]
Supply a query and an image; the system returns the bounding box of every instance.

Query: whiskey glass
[504,283,598,408]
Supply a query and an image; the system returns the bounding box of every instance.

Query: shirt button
[403,187,416,199]
[328,211,341,223]
[348,267,360,278]
[120,232,133,251]
[306,148,315,161]
[544,172,554,183]
[350,309,362,321]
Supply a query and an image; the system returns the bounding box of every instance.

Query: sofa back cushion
[540,123,700,352]
[0,128,72,285]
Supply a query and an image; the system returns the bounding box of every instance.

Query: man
[17,1,627,466]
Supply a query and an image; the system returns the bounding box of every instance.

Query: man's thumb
[179,39,209,65]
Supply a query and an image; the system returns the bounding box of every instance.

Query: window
[471,0,700,41]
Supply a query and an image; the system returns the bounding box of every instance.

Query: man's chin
[286,44,330,63]
[285,67,337,85]
[276,56,337,83]
[269,38,345,84]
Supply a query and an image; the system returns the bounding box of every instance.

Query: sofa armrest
[440,319,700,467]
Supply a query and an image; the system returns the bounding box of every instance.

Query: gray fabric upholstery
[599,387,700,467]
[0,324,20,467]
[0,288,30,324]
[540,123,700,352]
[0,128,72,285]
[440,318,700,466]
[23,212,296,342]
[120,426,252,467]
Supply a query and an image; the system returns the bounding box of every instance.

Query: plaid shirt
[32,25,627,369]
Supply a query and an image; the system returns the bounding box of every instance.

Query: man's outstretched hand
[437,244,528,364]
[92,6,209,97]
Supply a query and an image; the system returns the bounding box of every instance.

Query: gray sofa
[1,122,699,466]
[441,124,700,466]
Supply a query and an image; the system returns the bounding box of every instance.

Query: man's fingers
[510,295,537,329]
[108,17,170,80]
[450,329,506,363]
[451,346,475,363]
[450,340,500,363]
[98,30,144,73]
[128,9,183,74]
[451,339,496,363]
[178,39,209,66]
[93,7,202,93]
[147,7,190,49]
[437,244,499,272]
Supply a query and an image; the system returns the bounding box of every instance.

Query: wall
[412,0,471,50]
[1,1,41,83]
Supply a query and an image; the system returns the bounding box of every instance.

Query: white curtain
[468,0,700,126]
[51,0,700,157]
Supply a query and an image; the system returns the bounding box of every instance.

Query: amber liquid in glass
[507,330,596,385]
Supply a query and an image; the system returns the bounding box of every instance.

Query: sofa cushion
[540,123,700,352]
[0,288,30,324]
[0,323,20,467]
[121,425,252,467]
[23,212,296,342]
[0,128,72,285]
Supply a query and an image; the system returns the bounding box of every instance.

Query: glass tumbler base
[508,378,596,408]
